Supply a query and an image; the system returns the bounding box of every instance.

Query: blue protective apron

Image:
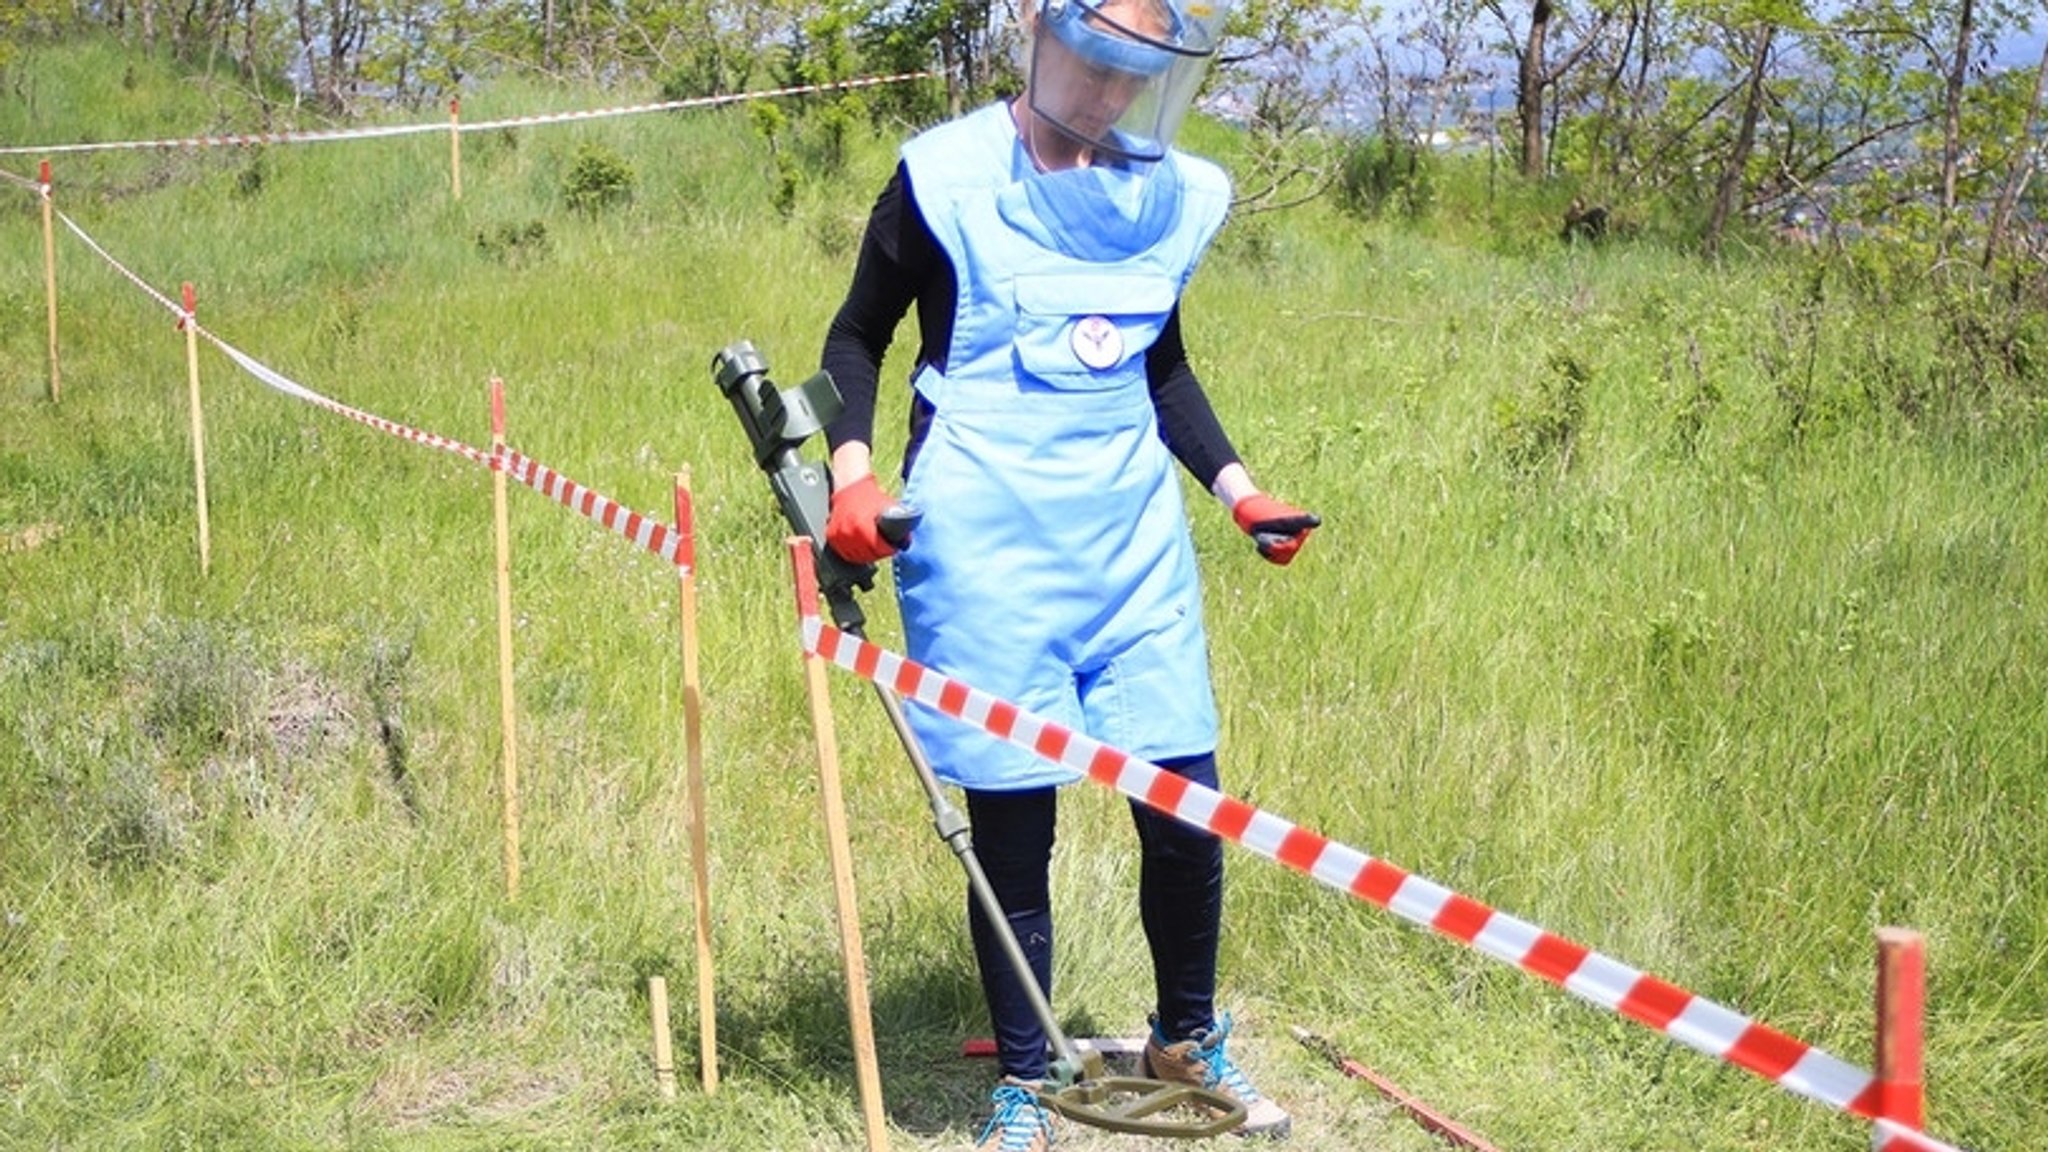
[895,103,1233,791]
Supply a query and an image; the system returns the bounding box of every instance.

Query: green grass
[3,36,2045,1152]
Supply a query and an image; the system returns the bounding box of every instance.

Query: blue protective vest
[894,102,1233,790]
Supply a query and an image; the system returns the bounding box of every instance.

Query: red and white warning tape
[0,72,929,157]
[494,447,687,566]
[1877,1118,1968,1152]
[52,205,186,317]
[2,118,450,156]
[46,201,689,572]
[785,560,1969,1152]
[455,71,930,135]
[205,327,691,572]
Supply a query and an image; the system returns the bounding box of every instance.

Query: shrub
[1217,214,1279,270]
[474,219,551,267]
[750,101,801,219]
[233,150,268,199]
[1335,134,1436,222]
[561,143,634,215]
[86,755,186,872]
[140,619,259,758]
[1495,350,1591,474]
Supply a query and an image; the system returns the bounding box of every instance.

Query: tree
[1983,36,2048,268]
[1703,19,1774,252]
[1483,0,1610,177]
[293,0,372,111]
[0,0,74,71]
[1937,0,1975,250]
[853,0,1006,119]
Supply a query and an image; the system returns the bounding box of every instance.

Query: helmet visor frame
[1027,0,1221,164]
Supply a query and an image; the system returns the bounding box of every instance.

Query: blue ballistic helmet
[1042,0,1187,76]
[1027,0,1231,163]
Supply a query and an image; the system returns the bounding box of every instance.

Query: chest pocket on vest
[1012,272,1178,391]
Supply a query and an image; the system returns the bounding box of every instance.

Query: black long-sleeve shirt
[820,162,1242,487]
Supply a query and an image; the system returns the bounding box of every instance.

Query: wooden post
[1874,927,1927,1144]
[40,160,59,402]
[675,469,719,1094]
[180,283,211,575]
[491,377,521,901]
[788,539,890,1152]
[449,97,463,201]
[649,975,678,1099]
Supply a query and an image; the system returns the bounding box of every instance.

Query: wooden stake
[449,97,463,201]
[1292,1026,1504,1152]
[649,975,678,1099]
[788,538,890,1152]
[1875,927,1927,1141]
[675,469,719,1094]
[180,282,210,575]
[491,377,521,900]
[40,161,59,402]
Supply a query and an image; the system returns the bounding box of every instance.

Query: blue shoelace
[977,1082,1053,1151]
[1187,1013,1268,1103]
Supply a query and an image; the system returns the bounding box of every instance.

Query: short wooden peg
[649,975,677,1099]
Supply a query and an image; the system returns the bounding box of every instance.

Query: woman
[818,0,1316,1145]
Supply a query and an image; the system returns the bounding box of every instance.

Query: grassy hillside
[2,36,2043,1152]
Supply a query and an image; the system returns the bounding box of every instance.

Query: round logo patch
[1070,315,1124,370]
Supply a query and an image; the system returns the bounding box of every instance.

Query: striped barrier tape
[51,203,186,317]
[784,555,1971,1152]
[493,447,688,568]
[0,72,931,157]
[44,200,689,572]
[200,315,691,572]
[1877,1118,1969,1152]
[5,118,451,155]
[455,71,930,135]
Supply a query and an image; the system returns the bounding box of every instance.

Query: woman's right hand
[827,474,911,563]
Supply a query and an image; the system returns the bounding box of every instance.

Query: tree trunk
[295,0,314,101]
[1939,0,1976,254]
[243,0,262,90]
[324,0,361,112]
[940,34,960,118]
[1519,0,1552,177]
[1984,36,2048,268]
[543,0,556,72]
[1705,23,1775,256]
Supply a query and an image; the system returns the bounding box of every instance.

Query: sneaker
[1141,1012,1292,1139]
[974,1077,1055,1152]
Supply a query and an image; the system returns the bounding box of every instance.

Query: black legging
[963,752,1224,1082]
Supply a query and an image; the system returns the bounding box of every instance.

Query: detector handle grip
[712,340,872,632]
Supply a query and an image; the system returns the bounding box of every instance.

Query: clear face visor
[1027,0,1227,163]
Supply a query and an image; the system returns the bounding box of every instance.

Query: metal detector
[713,340,1246,1139]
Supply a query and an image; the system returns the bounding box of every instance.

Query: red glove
[827,474,908,564]
[1232,493,1320,566]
